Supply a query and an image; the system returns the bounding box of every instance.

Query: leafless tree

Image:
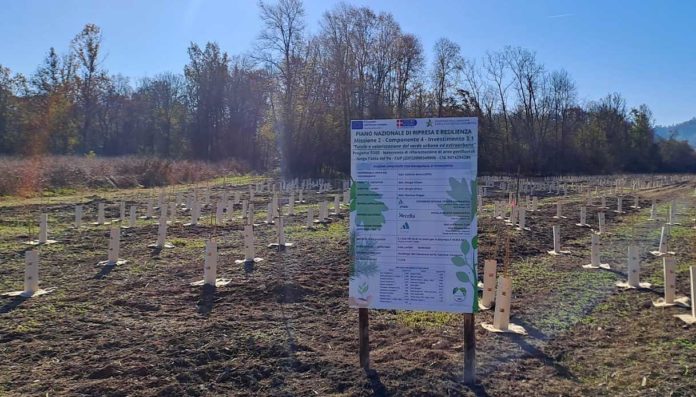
[71,23,105,152]
[432,38,462,117]
[394,34,423,117]
[257,0,305,174]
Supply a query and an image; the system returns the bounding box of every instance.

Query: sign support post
[463,313,476,383]
[359,308,370,370]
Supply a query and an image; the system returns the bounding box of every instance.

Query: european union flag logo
[396,119,417,128]
[351,120,363,130]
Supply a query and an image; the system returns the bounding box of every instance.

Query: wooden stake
[503,234,511,278]
[358,308,369,370]
[463,313,476,384]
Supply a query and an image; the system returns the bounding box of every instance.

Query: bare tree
[185,42,230,160]
[30,48,79,153]
[394,34,423,117]
[549,69,576,171]
[505,46,547,171]
[257,0,305,174]
[71,23,105,152]
[483,50,513,167]
[136,73,186,157]
[367,12,400,117]
[431,38,462,117]
[320,4,356,144]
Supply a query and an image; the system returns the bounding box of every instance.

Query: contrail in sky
[547,13,574,18]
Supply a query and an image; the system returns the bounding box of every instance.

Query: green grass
[126,259,149,275]
[286,219,347,241]
[207,174,265,187]
[42,187,78,197]
[669,225,693,239]
[0,218,36,236]
[12,318,42,334]
[530,269,616,334]
[672,338,696,351]
[578,292,637,328]
[169,237,206,250]
[646,268,665,287]
[397,311,461,328]
[676,259,696,274]
[62,301,94,317]
[0,191,92,207]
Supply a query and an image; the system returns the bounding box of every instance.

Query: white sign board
[349,117,478,313]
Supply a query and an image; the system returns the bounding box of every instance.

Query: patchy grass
[554,285,696,395]
[397,311,461,329]
[169,237,206,250]
[669,225,693,240]
[286,220,347,241]
[207,174,265,187]
[12,318,42,334]
[671,338,696,351]
[518,265,617,335]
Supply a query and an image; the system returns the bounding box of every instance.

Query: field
[1,175,695,396]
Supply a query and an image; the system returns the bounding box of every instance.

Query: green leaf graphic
[456,272,470,283]
[460,239,470,255]
[451,256,466,267]
[437,176,479,311]
[353,181,388,231]
[358,282,369,295]
[438,177,477,230]
[349,181,357,212]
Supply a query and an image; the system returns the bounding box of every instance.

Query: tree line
[1,0,695,176]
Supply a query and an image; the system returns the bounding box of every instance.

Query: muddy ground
[0,179,695,396]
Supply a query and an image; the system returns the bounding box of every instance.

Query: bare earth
[0,180,695,396]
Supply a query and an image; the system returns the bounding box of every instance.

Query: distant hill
[655,118,696,147]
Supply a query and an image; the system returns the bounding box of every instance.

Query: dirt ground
[0,177,695,396]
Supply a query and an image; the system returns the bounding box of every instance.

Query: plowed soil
[1,179,695,396]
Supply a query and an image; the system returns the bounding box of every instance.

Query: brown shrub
[0,155,249,196]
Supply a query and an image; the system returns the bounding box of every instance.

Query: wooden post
[480,260,497,308]
[463,313,476,384]
[358,308,370,370]
[663,256,676,304]
[690,266,696,319]
[627,246,640,287]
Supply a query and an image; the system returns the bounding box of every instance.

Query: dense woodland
[1,0,695,176]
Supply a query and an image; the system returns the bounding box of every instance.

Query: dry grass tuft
[0,155,248,196]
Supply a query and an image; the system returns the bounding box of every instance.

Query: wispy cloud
[547,13,574,19]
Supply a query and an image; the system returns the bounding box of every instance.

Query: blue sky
[1,0,694,125]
